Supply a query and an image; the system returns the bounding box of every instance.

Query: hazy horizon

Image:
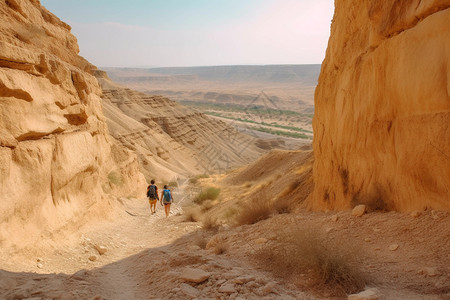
[40,0,334,68]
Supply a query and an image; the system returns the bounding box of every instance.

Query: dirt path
[0,180,312,300]
[2,177,448,299]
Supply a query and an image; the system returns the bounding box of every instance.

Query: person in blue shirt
[160,185,174,217]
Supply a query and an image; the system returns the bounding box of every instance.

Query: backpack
[163,189,171,202]
[147,185,157,199]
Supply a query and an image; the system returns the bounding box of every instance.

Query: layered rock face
[0,0,145,246]
[95,71,264,181]
[312,1,450,211]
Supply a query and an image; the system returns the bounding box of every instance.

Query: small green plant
[108,171,123,186]
[194,187,221,205]
[224,207,238,222]
[189,174,210,184]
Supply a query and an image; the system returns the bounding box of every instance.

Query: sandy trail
[0,181,204,299]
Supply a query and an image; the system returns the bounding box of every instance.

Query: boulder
[179,268,210,283]
[348,288,381,300]
[352,205,366,217]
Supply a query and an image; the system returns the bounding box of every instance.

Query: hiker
[160,184,174,217]
[147,179,159,214]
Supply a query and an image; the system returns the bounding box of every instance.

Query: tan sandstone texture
[312,1,450,211]
[0,0,146,247]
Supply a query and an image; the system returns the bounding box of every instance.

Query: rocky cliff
[0,0,146,247]
[95,71,264,181]
[312,1,450,211]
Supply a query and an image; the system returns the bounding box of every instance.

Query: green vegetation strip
[251,126,312,140]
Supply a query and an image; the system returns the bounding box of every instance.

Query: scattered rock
[331,215,339,222]
[180,283,200,298]
[262,281,277,295]
[223,269,242,280]
[179,268,210,283]
[348,287,381,300]
[364,238,371,242]
[88,255,98,262]
[36,257,43,263]
[36,263,43,269]
[389,244,399,251]
[165,271,180,278]
[325,227,333,233]
[352,205,366,217]
[254,238,268,244]
[410,211,421,218]
[233,275,255,284]
[373,228,381,232]
[94,245,107,255]
[219,283,236,294]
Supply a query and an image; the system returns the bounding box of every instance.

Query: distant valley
[104,65,320,140]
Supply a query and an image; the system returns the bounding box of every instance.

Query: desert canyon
[0,0,449,300]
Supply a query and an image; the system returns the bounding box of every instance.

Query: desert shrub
[195,237,207,249]
[256,225,365,296]
[224,207,238,222]
[202,214,220,231]
[189,174,209,184]
[214,241,228,255]
[167,181,179,188]
[183,207,201,222]
[194,187,221,205]
[108,171,123,186]
[235,198,273,225]
[201,200,214,212]
[272,198,293,214]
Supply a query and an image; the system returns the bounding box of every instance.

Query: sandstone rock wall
[312,1,450,211]
[0,0,146,246]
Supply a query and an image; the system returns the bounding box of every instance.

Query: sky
[40,0,334,68]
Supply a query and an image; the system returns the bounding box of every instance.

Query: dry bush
[224,207,238,222]
[214,240,228,255]
[272,198,293,214]
[235,198,273,225]
[256,225,365,296]
[194,237,207,249]
[183,207,201,222]
[202,214,220,231]
[201,200,214,212]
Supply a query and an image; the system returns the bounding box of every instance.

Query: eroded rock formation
[312,1,450,211]
[95,70,264,181]
[0,0,146,246]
